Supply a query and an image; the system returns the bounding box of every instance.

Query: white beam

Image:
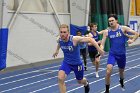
[8,0,25,30]
[85,0,90,26]
[48,0,61,26]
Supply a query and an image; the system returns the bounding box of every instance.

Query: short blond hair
[59,24,69,32]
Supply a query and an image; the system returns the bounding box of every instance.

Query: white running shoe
[95,72,99,78]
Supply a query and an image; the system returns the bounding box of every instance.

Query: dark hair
[76,30,81,33]
[108,14,118,20]
[76,30,82,36]
[89,23,98,27]
[89,23,98,30]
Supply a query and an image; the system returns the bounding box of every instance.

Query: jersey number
[78,65,82,71]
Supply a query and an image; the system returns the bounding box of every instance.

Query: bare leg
[92,56,100,77]
[77,77,88,85]
[105,64,113,84]
[119,68,125,90]
[77,77,90,93]
[95,56,101,77]
[119,68,124,79]
[105,64,113,92]
[58,70,67,93]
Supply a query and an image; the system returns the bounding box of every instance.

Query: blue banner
[0,28,8,70]
[70,24,87,36]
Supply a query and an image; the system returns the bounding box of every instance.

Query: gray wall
[70,0,89,26]
[6,13,70,67]
[2,0,70,67]
[3,0,89,68]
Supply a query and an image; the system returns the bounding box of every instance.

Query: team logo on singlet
[116,31,122,37]
[110,31,122,38]
[68,46,73,51]
[61,46,74,52]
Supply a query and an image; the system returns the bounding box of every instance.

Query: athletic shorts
[80,48,86,56]
[80,48,87,58]
[88,50,98,62]
[59,62,84,80]
[107,53,126,69]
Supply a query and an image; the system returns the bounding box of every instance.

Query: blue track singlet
[88,31,99,52]
[59,35,82,65]
[108,26,126,55]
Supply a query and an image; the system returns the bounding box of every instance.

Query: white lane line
[0,65,60,80]
[100,74,140,93]
[135,90,140,93]
[0,46,140,92]
[111,74,140,90]
[1,51,140,87]
[67,58,140,93]
[0,51,140,93]
[29,58,140,93]
[1,47,139,81]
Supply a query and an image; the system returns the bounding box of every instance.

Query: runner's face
[91,25,97,31]
[77,32,82,36]
[60,28,69,40]
[108,17,118,27]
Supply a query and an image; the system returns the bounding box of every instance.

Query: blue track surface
[0,45,140,93]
